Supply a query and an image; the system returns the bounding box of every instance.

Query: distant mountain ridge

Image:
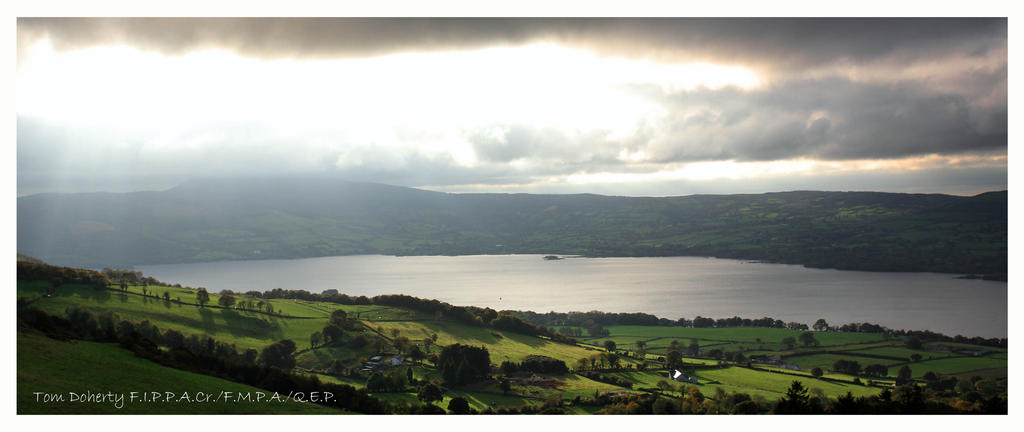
[17,177,1007,276]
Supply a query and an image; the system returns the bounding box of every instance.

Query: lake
[138,254,1008,338]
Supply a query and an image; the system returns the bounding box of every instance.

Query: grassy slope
[847,346,953,360]
[696,367,879,399]
[18,279,1006,413]
[367,320,603,365]
[19,282,329,352]
[19,181,1007,276]
[17,331,340,414]
[887,357,1009,378]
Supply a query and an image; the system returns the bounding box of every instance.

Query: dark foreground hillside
[17,176,1006,275]
[16,260,1008,414]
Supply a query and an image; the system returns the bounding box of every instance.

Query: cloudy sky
[16,18,1007,196]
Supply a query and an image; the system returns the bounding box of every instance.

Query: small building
[523,374,563,388]
[362,354,402,371]
[671,370,699,384]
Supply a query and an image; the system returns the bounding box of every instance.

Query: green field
[19,282,330,352]
[887,357,1008,378]
[368,320,604,365]
[696,367,880,399]
[17,275,1007,415]
[784,353,886,371]
[848,346,951,361]
[17,330,340,414]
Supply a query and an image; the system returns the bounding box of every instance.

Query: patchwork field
[696,367,880,399]
[17,276,1006,415]
[887,357,1009,378]
[368,320,605,365]
[20,282,330,351]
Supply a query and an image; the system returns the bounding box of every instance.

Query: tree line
[254,289,578,344]
[17,261,109,290]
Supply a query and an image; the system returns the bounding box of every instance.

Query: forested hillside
[17,176,1006,275]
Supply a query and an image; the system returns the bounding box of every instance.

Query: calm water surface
[138,255,1007,338]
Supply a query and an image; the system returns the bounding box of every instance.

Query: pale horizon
[17,18,1008,197]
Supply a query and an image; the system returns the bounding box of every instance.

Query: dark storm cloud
[455,71,1007,166]
[18,18,1005,69]
[633,74,1007,162]
[15,18,1007,196]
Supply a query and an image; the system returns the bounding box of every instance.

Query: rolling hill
[17,176,1006,275]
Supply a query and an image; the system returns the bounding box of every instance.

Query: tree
[665,350,683,370]
[813,318,829,332]
[196,289,210,308]
[732,400,760,414]
[864,364,889,377]
[774,381,810,413]
[687,339,700,356]
[975,379,999,397]
[163,328,184,348]
[730,352,747,364]
[417,383,443,404]
[258,339,297,370]
[322,324,344,345]
[330,309,347,327]
[798,332,819,347]
[897,365,913,383]
[603,340,617,352]
[393,336,411,355]
[606,352,621,369]
[438,344,490,387]
[366,372,388,392]
[409,345,426,362]
[310,331,323,348]
[910,353,922,362]
[656,380,673,392]
[218,294,236,309]
[350,334,369,348]
[811,367,823,378]
[499,378,512,395]
[781,337,796,350]
[905,336,923,350]
[832,359,862,376]
[447,397,472,414]
[163,291,171,302]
